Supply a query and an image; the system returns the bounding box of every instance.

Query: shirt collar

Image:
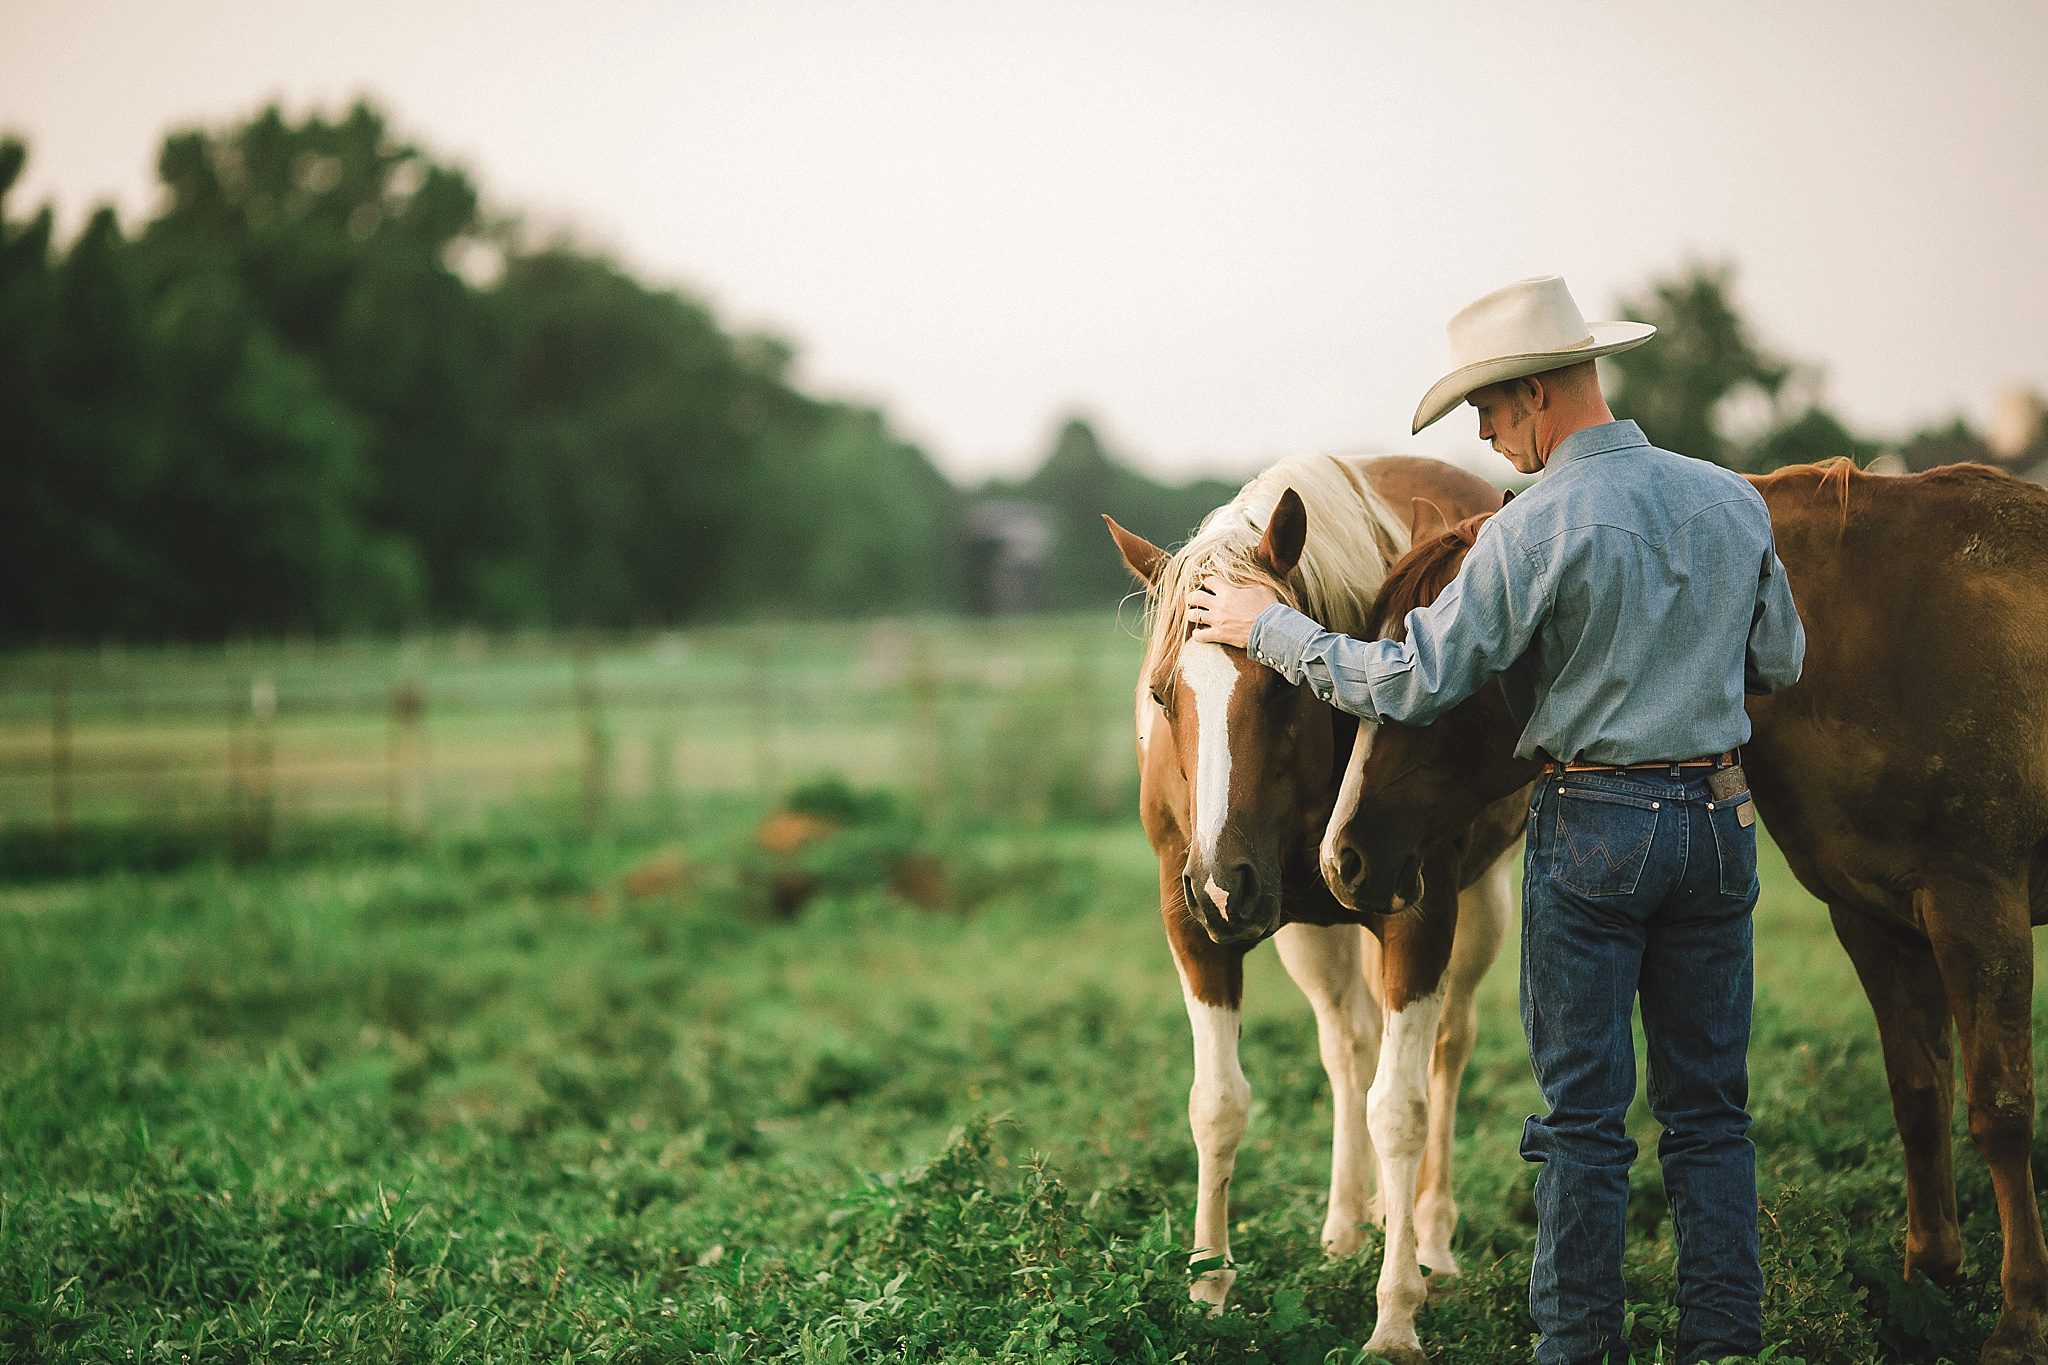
[1545,419,1648,471]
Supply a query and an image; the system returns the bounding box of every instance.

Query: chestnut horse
[1104,453,1522,1365]
[1322,460,2048,1365]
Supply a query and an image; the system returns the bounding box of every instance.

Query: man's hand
[1186,576,1281,649]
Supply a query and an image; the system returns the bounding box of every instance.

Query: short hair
[1532,358,1602,396]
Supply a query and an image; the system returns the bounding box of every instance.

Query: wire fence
[0,616,1148,844]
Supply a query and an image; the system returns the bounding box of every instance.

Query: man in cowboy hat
[1188,274,1805,1364]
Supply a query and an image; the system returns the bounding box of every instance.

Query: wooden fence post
[387,679,427,834]
[907,632,945,817]
[50,663,72,840]
[749,632,778,802]
[574,643,609,831]
[242,674,277,856]
[226,679,245,839]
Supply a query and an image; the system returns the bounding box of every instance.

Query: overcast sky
[6,1,2046,481]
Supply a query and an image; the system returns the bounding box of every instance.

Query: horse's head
[1319,509,1530,914]
[1108,490,1340,946]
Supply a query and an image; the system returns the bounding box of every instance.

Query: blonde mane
[1141,454,1411,682]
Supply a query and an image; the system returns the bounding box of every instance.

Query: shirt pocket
[1549,786,1661,897]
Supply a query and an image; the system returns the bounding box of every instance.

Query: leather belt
[1540,749,1737,775]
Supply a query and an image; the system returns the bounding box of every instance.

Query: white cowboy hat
[1411,275,1656,434]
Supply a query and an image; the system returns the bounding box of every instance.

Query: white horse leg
[1179,974,1250,1309]
[1276,922,1384,1255]
[1363,987,1446,1365]
[1415,852,1512,1277]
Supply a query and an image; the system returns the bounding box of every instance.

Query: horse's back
[1351,455,1503,524]
[1749,462,2048,917]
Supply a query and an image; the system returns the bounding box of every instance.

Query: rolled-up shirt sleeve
[1744,540,1805,694]
[1246,518,1550,726]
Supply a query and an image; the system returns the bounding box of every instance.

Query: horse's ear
[1408,496,1453,546]
[1103,515,1168,587]
[1500,488,1515,505]
[1256,488,1307,578]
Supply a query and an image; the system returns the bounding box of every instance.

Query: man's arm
[1244,518,1552,725]
[1744,537,1805,695]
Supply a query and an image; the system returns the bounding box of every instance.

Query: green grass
[2,808,2040,1363]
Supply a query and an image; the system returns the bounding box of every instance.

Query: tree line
[3,100,1957,644]
[4,102,987,642]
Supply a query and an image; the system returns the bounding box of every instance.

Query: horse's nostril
[1338,847,1363,886]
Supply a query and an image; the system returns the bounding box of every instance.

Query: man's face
[1470,381,1542,475]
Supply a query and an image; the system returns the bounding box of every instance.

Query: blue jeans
[1520,765,1763,1365]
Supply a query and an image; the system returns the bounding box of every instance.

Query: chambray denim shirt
[1247,420,1806,764]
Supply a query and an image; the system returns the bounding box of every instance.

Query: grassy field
[3,790,2044,1364]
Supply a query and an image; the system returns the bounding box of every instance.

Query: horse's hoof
[1361,1339,1428,1365]
[1905,1246,1964,1288]
[1979,1334,2048,1365]
[1422,1265,1463,1299]
[1323,1224,1368,1259]
[1189,1266,1236,1314]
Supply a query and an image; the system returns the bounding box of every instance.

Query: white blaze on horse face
[1203,876,1230,920]
[1320,720,1378,882]
[1181,642,1239,868]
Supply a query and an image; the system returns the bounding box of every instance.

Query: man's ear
[1255,488,1306,578]
[1103,515,1168,587]
[1408,496,1452,546]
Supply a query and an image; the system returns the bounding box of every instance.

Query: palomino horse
[1103,453,1520,1364]
[1321,460,2048,1365]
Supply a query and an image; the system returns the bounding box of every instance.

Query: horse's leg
[1164,864,1251,1311]
[1920,878,2048,1364]
[1275,921,1383,1256]
[1361,853,1459,1365]
[1827,903,1963,1285]
[1414,849,1511,1280]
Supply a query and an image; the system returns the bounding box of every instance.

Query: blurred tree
[489,248,810,625]
[997,416,1234,611]
[1895,418,1992,473]
[1605,263,1881,473]
[0,138,75,639]
[733,405,966,616]
[1605,264,1790,470]
[144,101,501,621]
[1747,403,1878,473]
[4,101,977,641]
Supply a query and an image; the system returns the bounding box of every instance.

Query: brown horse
[1322,459,2048,1365]
[1104,453,1520,1365]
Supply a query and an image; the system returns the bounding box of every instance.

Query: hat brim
[1411,321,1657,435]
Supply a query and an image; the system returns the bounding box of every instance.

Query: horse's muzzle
[1182,865,1280,945]
[1323,845,1423,917]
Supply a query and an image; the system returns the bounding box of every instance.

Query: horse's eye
[1149,684,1169,709]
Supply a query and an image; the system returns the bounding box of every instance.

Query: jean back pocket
[1549,786,1660,897]
[1710,798,1759,898]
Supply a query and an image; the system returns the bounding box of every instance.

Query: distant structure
[1988,388,2048,479]
[966,499,1054,615]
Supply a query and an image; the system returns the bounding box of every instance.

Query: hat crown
[1446,275,1595,368]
